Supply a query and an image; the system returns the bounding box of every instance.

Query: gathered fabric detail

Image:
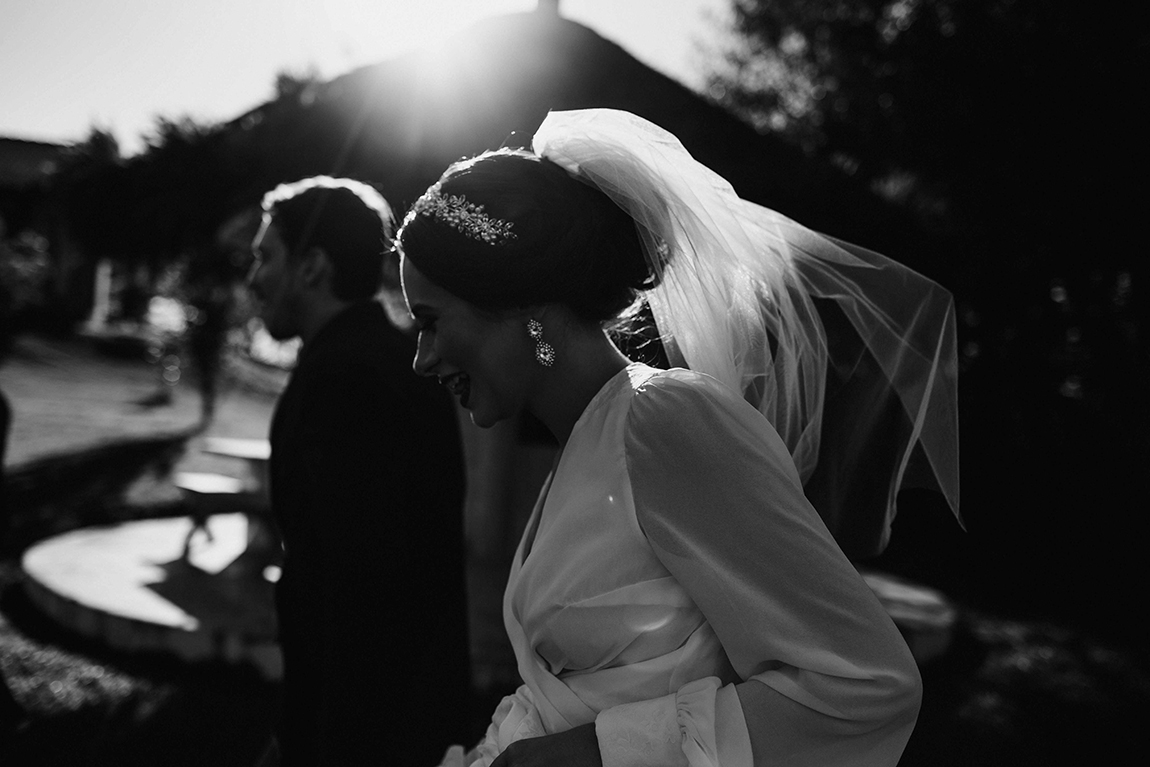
[593,677,754,767]
[468,686,547,767]
[595,690,683,767]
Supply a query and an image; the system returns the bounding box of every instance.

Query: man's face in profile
[248,215,304,341]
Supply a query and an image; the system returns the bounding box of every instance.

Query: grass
[1,557,278,766]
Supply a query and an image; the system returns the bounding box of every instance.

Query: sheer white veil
[534,109,960,557]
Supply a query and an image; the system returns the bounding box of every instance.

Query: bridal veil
[533,109,960,558]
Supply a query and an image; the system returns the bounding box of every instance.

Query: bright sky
[1,0,731,156]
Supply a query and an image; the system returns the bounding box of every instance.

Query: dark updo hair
[396,149,658,324]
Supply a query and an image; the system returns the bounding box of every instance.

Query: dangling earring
[527,318,556,367]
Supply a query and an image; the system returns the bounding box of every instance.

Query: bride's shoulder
[626,364,746,421]
[631,365,732,397]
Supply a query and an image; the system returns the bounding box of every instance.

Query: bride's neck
[531,328,630,446]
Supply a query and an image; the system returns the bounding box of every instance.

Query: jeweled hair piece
[409,183,517,245]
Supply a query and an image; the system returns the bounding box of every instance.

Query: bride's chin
[467,401,508,430]
[470,413,498,429]
[465,399,489,427]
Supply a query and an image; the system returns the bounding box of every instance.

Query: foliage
[711,0,1149,633]
[52,128,128,260]
[54,119,252,285]
[708,0,1147,417]
[49,118,260,420]
[0,232,52,316]
[709,0,1146,253]
[274,66,323,103]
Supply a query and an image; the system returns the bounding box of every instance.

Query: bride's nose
[412,330,437,376]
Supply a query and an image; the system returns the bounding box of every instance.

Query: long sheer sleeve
[595,370,920,767]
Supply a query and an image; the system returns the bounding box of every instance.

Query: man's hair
[261,176,394,301]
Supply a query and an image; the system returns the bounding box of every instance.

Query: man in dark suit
[248,177,471,765]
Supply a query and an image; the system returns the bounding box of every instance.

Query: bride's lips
[440,373,471,407]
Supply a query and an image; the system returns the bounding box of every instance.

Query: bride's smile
[401,257,539,428]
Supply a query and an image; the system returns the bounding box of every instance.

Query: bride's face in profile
[401,257,537,428]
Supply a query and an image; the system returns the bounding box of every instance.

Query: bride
[397,109,959,767]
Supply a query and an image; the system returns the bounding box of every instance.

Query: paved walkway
[2,333,279,476]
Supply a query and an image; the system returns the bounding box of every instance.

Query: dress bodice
[475,363,920,767]
[508,366,735,725]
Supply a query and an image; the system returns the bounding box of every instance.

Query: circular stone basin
[21,513,281,678]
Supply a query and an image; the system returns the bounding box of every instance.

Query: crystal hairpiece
[411,184,517,245]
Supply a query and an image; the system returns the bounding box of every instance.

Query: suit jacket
[269,300,470,766]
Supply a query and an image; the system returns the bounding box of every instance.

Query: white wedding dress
[464,364,921,767]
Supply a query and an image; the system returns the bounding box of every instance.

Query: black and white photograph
[1,1,1146,765]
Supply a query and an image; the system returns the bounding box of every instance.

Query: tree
[132,117,252,422]
[709,0,1150,637]
[274,66,323,103]
[709,0,1146,273]
[54,128,128,259]
[53,117,254,421]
